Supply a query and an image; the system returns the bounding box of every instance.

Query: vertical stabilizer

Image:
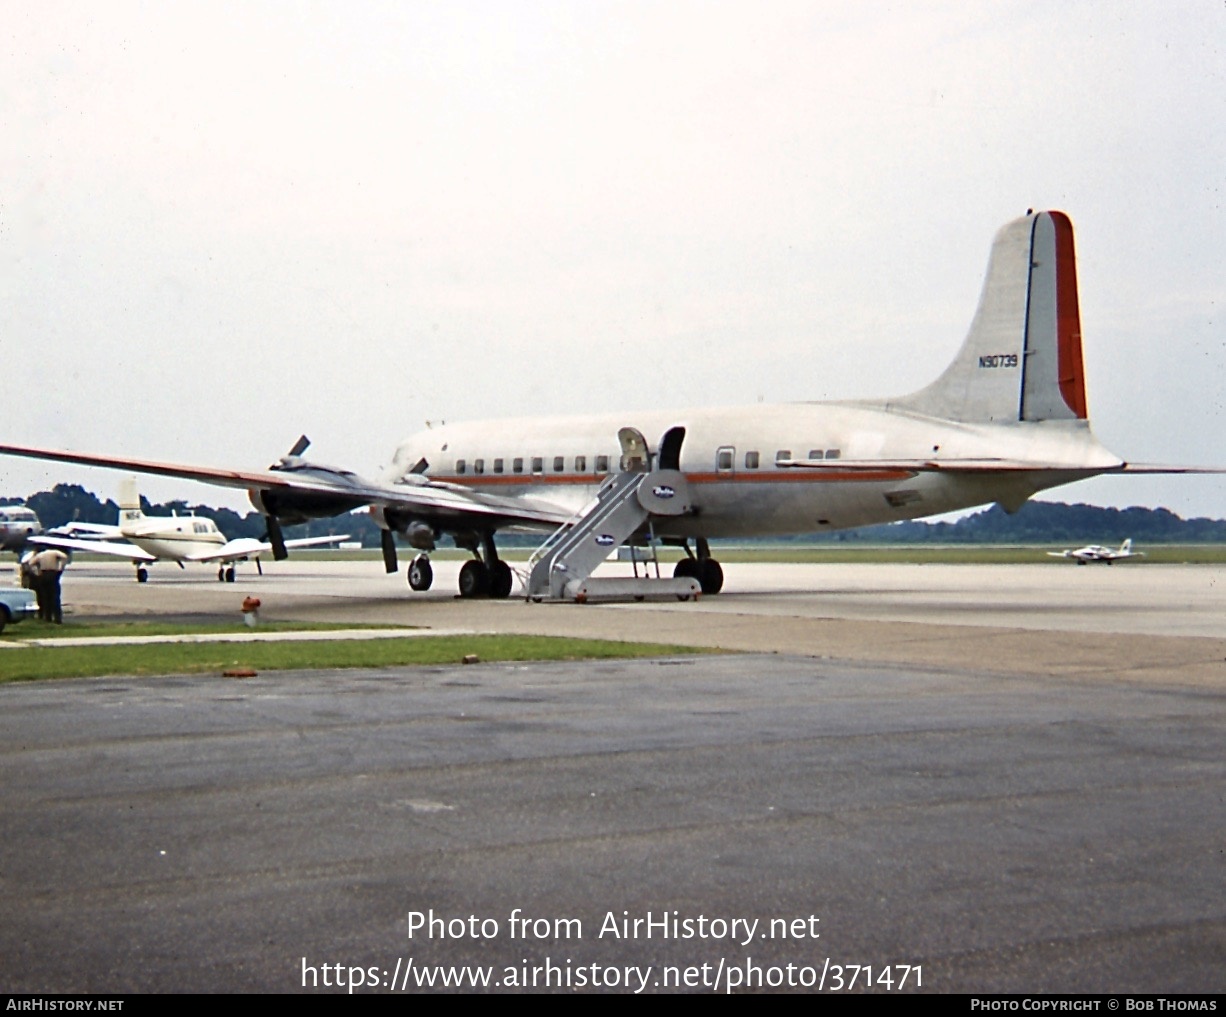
[893,210,1088,424]
[118,476,144,524]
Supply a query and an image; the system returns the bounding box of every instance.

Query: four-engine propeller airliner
[0,211,1213,599]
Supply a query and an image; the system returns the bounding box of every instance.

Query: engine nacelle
[369,507,437,551]
[248,487,367,526]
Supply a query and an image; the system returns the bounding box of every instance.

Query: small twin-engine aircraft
[1,211,1218,600]
[1047,539,1144,564]
[31,477,346,582]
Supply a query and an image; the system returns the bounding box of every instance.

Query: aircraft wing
[184,534,350,564]
[284,534,351,551]
[0,442,574,531]
[29,534,157,563]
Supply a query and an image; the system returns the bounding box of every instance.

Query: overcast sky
[3,1,1223,519]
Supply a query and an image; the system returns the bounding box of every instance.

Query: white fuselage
[388,401,1120,538]
[122,516,225,561]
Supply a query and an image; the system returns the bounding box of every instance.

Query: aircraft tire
[225,567,237,583]
[458,559,490,598]
[489,560,513,599]
[136,568,149,584]
[699,559,724,595]
[674,558,700,581]
[408,556,434,591]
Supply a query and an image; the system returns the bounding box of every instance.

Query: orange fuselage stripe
[435,469,915,487]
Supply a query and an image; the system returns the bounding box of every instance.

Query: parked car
[0,588,39,633]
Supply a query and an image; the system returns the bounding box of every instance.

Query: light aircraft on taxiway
[31,477,346,582]
[1,210,1217,600]
[1047,539,1144,565]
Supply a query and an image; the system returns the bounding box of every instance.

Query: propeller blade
[267,517,288,560]
[381,529,399,574]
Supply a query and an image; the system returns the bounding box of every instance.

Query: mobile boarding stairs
[524,427,702,603]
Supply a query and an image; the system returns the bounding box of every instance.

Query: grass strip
[6,619,412,640]
[0,634,710,683]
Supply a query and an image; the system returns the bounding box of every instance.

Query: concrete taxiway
[2,559,1223,993]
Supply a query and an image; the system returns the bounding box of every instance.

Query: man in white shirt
[28,548,68,624]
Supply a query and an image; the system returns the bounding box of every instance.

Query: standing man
[29,548,68,624]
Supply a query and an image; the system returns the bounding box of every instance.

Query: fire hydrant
[241,596,261,628]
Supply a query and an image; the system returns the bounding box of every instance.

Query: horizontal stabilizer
[1110,463,1226,474]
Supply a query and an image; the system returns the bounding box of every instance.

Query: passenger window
[745,451,759,469]
[595,455,609,473]
[455,459,466,475]
[532,457,544,474]
[575,455,586,472]
[473,458,484,474]
[808,449,824,460]
[775,450,792,466]
[717,447,734,472]
[493,458,504,474]
[553,456,565,472]
[513,458,524,474]
[826,448,840,460]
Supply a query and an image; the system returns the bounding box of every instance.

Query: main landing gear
[673,537,724,595]
[455,533,514,599]
[217,565,237,583]
[405,536,513,599]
